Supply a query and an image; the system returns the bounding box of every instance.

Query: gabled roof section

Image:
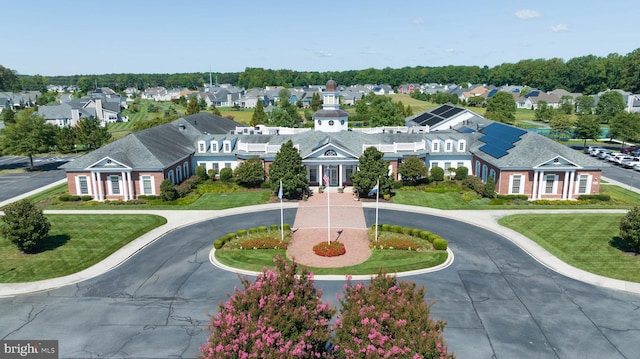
[535,155,580,169]
[177,112,243,136]
[87,156,131,170]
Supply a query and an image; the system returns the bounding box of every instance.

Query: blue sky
[5,0,637,76]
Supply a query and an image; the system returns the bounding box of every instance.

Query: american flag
[323,171,330,187]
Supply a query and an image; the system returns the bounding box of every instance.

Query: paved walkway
[286,189,371,267]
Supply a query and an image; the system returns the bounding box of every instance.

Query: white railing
[363,140,426,153]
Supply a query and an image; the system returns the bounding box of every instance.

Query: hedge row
[59,194,92,202]
[372,224,448,250]
[213,224,291,250]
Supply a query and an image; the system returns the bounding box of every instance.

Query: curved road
[1,208,640,358]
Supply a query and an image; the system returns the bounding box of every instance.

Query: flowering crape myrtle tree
[200,256,336,358]
[334,272,454,358]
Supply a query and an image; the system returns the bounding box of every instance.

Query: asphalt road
[0,155,75,203]
[1,209,639,358]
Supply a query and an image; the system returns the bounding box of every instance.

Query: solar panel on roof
[440,106,464,119]
[416,113,437,126]
[425,115,445,127]
[431,105,452,116]
[479,144,509,158]
[478,123,527,159]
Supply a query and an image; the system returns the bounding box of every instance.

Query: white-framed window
[457,162,464,168]
[211,163,219,175]
[198,141,206,153]
[210,141,218,152]
[482,165,488,182]
[183,162,189,178]
[168,170,175,185]
[225,163,232,169]
[108,175,121,195]
[475,160,481,177]
[577,174,591,194]
[510,174,523,194]
[431,161,439,168]
[489,169,496,182]
[176,165,182,183]
[544,174,558,194]
[140,175,155,195]
[223,140,231,153]
[76,176,91,195]
[445,140,453,152]
[458,140,466,152]
[444,162,451,170]
[309,167,318,183]
[432,141,440,152]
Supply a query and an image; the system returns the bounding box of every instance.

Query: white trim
[197,141,206,153]
[458,140,466,152]
[140,175,156,195]
[543,174,559,194]
[444,140,453,152]
[75,175,92,195]
[108,175,122,195]
[432,140,440,152]
[576,174,591,194]
[509,174,524,194]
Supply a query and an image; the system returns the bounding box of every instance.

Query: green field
[499,213,640,282]
[0,214,166,283]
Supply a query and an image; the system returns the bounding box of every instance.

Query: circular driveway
[1,208,639,358]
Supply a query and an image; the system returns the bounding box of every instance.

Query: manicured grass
[215,249,448,275]
[186,191,272,209]
[392,183,640,210]
[0,214,167,283]
[499,213,640,283]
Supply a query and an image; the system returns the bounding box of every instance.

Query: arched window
[176,165,182,183]
[183,162,189,178]
[168,170,174,185]
[324,149,337,156]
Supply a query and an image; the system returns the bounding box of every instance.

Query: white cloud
[411,18,424,24]
[550,24,569,32]
[515,9,542,20]
[317,50,333,57]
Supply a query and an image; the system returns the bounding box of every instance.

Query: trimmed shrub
[81,195,93,201]
[213,239,224,249]
[59,194,71,201]
[381,224,391,232]
[433,238,448,250]
[410,228,422,237]
[248,227,257,234]
[195,165,208,181]
[430,166,445,181]
[390,225,402,233]
[427,234,442,244]
[68,195,81,202]
[236,229,247,237]
[401,227,412,235]
[1,199,51,253]
[455,166,468,180]
[578,193,611,201]
[283,223,291,231]
[219,167,233,182]
[269,224,279,231]
[257,226,268,233]
[496,194,529,201]
[419,230,431,240]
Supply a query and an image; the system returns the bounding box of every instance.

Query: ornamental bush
[200,256,335,358]
[433,238,448,250]
[1,199,51,253]
[335,272,452,358]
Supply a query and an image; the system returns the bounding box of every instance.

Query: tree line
[2,48,639,94]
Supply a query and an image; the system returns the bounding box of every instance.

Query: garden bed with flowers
[312,241,346,257]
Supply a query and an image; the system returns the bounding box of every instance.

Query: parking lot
[0,155,77,203]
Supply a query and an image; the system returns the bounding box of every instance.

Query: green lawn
[215,249,448,275]
[499,213,640,282]
[0,214,167,283]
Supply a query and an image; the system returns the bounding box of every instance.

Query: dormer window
[223,141,231,153]
[211,141,218,152]
[445,140,453,152]
[198,141,206,153]
[432,141,440,152]
[458,140,466,152]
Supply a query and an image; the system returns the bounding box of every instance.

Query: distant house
[38,92,122,128]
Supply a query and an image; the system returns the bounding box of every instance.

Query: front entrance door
[329,166,339,186]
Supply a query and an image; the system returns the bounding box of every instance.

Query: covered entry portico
[305,163,358,187]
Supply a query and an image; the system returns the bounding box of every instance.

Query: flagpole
[279,180,284,241]
[323,169,331,244]
[375,178,379,242]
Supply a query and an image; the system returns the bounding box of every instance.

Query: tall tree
[56,126,76,153]
[620,206,640,254]
[485,91,516,124]
[609,112,640,147]
[596,90,625,123]
[573,114,602,149]
[534,101,557,123]
[0,64,19,90]
[250,100,266,126]
[1,108,16,124]
[233,156,265,188]
[398,156,428,185]
[350,146,392,197]
[1,199,51,253]
[0,109,56,170]
[186,96,200,115]
[268,107,297,127]
[575,95,595,115]
[75,118,111,150]
[268,140,308,199]
[310,92,322,112]
[549,114,575,140]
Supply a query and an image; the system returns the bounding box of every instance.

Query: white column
[90,171,98,200]
[537,171,545,199]
[127,172,134,200]
[121,171,128,200]
[531,170,538,200]
[339,164,343,187]
[568,171,576,199]
[96,171,104,201]
[562,171,569,199]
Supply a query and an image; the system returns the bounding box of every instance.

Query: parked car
[622,157,640,168]
[589,147,607,156]
[634,163,640,171]
[622,146,640,154]
[601,151,617,160]
[613,155,634,165]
